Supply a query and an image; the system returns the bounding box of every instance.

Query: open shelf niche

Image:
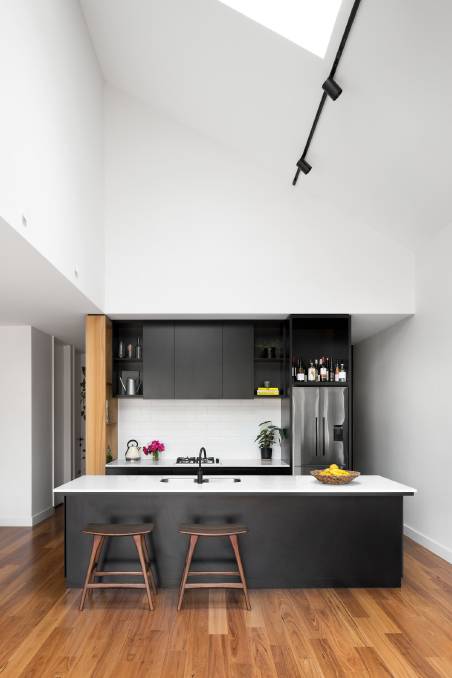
[253,320,288,397]
[112,321,143,397]
[290,314,351,387]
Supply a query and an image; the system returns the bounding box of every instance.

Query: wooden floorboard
[0,507,451,677]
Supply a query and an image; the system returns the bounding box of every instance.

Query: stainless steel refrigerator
[292,387,349,474]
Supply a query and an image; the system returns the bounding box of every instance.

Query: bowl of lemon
[310,464,360,485]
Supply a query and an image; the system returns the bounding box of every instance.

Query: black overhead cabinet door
[142,322,254,399]
[143,323,174,398]
[174,324,222,398]
[222,324,254,398]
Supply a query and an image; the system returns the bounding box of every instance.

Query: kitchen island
[55,475,416,589]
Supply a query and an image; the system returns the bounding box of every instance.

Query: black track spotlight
[322,77,342,101]
[292,157,312,185]
[297,157,312,174]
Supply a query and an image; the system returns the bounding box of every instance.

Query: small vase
[152,452,159,462]
[260,447,272,460]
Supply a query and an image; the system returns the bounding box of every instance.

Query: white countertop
[54,475,416,495]
[106,457,290,468]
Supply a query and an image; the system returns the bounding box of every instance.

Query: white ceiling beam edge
[0,216,101,349]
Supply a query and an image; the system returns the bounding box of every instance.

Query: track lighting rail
[292,0,362,185]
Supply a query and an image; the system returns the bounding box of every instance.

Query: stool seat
[83,523,154,536]
[179,524,247,537]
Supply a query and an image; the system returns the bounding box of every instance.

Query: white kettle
[125,439,141,462]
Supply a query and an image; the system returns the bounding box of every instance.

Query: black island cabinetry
[62,475,415,589]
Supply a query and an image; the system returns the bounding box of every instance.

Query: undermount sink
[160,477,241,484]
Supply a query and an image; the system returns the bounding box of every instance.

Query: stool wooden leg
[80,534,103,611]
[142,535,157,596]
[133,535,154,611]
[177,535,198,611]
[92,536,104,576]
[229,534,251,610]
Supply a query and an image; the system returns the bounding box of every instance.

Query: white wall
[104,87,415,315]
[354,223,452,563]
[0,327,32,525]
[53,342,75,506]
[31,328,53,521]
[118,399,282,461]
[53,341,74,489]
[0,326,54,526]
[0,0,104,307]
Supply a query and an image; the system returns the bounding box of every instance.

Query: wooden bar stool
[79,523,157,611]
[177,523,251,611]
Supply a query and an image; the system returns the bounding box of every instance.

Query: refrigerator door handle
[315,417,318,456]
[322,416,326,456]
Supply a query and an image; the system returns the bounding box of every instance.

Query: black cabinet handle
[315,417,318,456]
[322,417,326,456]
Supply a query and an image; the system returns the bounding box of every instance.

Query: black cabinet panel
[175,324,222,398]
[222,324,253,398]
[143,323,174,398]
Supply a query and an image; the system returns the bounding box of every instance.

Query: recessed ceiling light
[218,0,342,58]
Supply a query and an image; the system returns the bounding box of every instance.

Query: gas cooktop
[176,456,220,465]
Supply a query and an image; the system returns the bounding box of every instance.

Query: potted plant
[255,420,283,460]
[143,440,165,461]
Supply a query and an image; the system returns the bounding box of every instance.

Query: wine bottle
[329,357,335,382]
[296,361,305,382]
[308,360,316,382]
[339,362,347,382]
[320,356,328,382]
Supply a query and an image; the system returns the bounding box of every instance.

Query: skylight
[218,0,342,58]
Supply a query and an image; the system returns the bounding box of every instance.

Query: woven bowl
[310,469,360,485]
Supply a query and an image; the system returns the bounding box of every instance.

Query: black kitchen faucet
[195,447,209,484]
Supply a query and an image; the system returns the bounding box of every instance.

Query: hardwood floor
[0,508,451,677]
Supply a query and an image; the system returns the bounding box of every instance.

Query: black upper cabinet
[174,324,222,399]
[222,324,254,398]
[143,323,174,398]
[143,322,253,399]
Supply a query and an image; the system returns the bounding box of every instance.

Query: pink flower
[143,440,165,455]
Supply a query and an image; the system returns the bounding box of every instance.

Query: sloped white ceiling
[0,217,100,348]
[81,0,452,250]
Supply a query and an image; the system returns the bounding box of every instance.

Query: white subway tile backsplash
[118,399,282,460]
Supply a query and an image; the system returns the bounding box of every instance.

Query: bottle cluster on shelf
[117,337,142,360]
[292,356,347,383]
